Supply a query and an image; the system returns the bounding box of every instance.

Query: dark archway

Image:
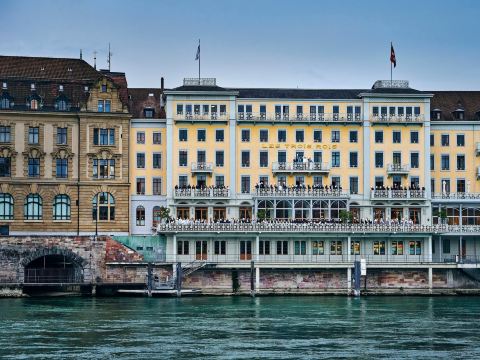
[24,254,83,283]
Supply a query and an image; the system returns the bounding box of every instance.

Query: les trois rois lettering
[261,143,338,150]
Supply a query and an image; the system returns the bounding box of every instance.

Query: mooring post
[176,262,182,297]
[147,262,153,297]
[354,260,361,297]
[250,260,255,297]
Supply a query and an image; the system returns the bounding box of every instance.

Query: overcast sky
[2,0,480,90]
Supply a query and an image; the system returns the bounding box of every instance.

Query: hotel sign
[261,143,338,150]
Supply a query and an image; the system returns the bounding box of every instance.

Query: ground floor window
[276,240,288,255]
[214,240,226,255]
[177,240,189,255]
[391,241,404,255]
[351,240,360,255]
[409,240,422,255]
[373,241,386,255]
[259,240,270,255]
[294,241,306,255]
[330,240,342,255]
[312,240,324,255]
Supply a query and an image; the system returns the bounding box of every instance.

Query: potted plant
[159,206,170,224]
[339,210,353,224]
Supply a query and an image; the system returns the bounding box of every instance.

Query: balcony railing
[254,188,349,198]
[191,162,213,173]
[237,112,362,123]
[155,223,451,234]
[371,115,423,123]
[174,188,230,198]
[432,192,480,200]
[387,164,410,175]
[175,112,228,121]
[272,162,331,173]
[371,189,426,200]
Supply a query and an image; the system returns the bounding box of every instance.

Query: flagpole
[390,42,393,84]
[198,39,201,82]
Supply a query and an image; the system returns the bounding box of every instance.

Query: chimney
[160,77,166,110]
[161,77,164,92]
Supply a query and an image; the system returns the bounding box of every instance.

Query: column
[255,235,260,262]
[426,235,432,262]
[347,236,351,262]
[172,234,177,263]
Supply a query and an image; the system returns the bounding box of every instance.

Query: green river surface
[0,296,479,359]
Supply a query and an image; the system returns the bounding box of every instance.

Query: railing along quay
[155,223,461,234]
[254,188,350,198]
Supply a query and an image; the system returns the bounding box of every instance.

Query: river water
[0,296,479,359]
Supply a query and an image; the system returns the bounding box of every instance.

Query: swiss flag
[390,43,396,68]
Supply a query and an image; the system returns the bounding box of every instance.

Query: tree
[339,210,353,224]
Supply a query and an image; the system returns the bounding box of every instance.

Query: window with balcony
[215,175,225,188]
[136,132,145,144]
[176,104,184,115]
[457,179,466,193]
[215,129,224,142]
[241,129,250,142]
[375,152,383,168]
[296,105,303,119]
[333,105,339,120]
[178,175,188,188]
[0,126,10,143]
[153,132,162,144]
[277,129,286,142]
[56,158,68,178]
[241,176,250,193]
[372,106,379,117]
[441,155,450,170]
[331,130,340,143]
[349,130,357,143]
[28,127,39,144]
[179,150,187,166]
[457,155,465,171]
[215,151,224,167]
[393,131,401,144]
[332,151,340,167]
[392,152,401,165]
[313,130,322,143]
[260,105,266,119]
[0,157,11,177]
[153,153,161,169]
[295,130,304,142]
[57,127,67,145]
[136,178,145,195]
[179,129,188,142]
[93,128,115,145]
[278,151,286,163]
[349,152,358,168]
[350,177,359,194]
[153,178,162,195]
[410,131,419,144]
[457,134,465,147]
[92,159,115,179]
[137,153,145,168]
[441,134,449,146]
[375,131,383,143]
[259,129,268,142]
[260,151,268,168]
[197,129,206,142]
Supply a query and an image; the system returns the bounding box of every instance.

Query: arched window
[136,206,145,226]
[0,193,14,220]
[24,194,42,220]
[53,194,71,220]
[92,192,115,221]
[152,206,161,227]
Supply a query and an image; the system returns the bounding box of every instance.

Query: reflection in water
[0,296,479,359]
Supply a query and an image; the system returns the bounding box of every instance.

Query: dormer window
[27,93,42,110]
[0,93,12,110]
[431,109,442,120]
[30,99,39,110]
[144,108,154,118]
[84,86,89,92]
[453,108,465,120]
[101,84,107,93]
[55,95,69,111]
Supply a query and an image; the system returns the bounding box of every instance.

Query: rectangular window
[409,241,422,255]
[260,151,268,168]
[278,151,287,163]
[442,239,450,254]
[0,157,11,177]
[215,175,224,188]
[178,175,188,188]
[295,130,304,142]
[391,241,404,255]
[259,105,266,119]
[277,129,287,142]
[294,241,306,255]
[457,179,466,193]
[28,158,40,177]
[457,134,465,147]
[259,240,271,255]
[241,151,250,167]
[152,178,162,195]
[392,131,401,144]
[372,106,379,117]
[153,153,162,169]
[136,131,145,144]
[136,153,145,169]
[410,131,419,144]
[153,132,162,144]
[349,130,358,143]
[441,155,450,170]
[296,105,303,119]
[214,240,226,255]
[28,127,39,144]
[441,134,449,146]
[313,130,322,143]
[430,154,435,171]
[105,100,111,112]
[313,151,322,163]
[276,240,289,255]
[177,240,189,255]
[179,150,187,167]
[197,129,206,142]
[241,176,250,194]
[241,129,250,142]
[349,177,359,194]
[389,107,396,116]
[179,129,188,142]
[259,129,268,142]
[349,152,358,168]
[93,128,115,145]
[430,134,434,146]
[330,240,343,255]
[57,127,67,145]
[410,152,419,168]
[92,159,115,179]
[375,152,384,168]
[331,130,340,143]
[312,240,324,255]
[0,126,10,143]
[136,178,145,195]
[97,100,104,112]
[457,155,465,170]
[176,104,184,115]
[216,151,224,167]
[216,129,224,142]
[375,130,383,143]
[373,241,386,255]
[332,151,340,167]
[56,158,68,178]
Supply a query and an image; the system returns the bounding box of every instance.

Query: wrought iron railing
[174,188,230,198]
[272,162,331,172]
[237,112,362,122]
[254,188,349,198]
[371,190,425,199]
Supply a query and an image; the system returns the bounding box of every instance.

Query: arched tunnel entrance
[24,254,83,284]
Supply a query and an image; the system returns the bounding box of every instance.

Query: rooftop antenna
[107,43,112,71]
[80,49,83,60]
[93,50,97,70]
